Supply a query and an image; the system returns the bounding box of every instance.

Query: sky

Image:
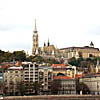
[0,0,100,54]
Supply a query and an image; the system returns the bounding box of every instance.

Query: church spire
[32,19,39,56]
[34,19,37,32]
[48,38,50,47]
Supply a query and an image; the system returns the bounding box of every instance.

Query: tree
[69,57,79,66]
[13,50,26,61]
[16,81,25,96]
[0,81,3,95]
[33,82,41,95]
[50,80,61,94]
[32,56,44,63]
[76,80,90,94]
[3,83,8,96]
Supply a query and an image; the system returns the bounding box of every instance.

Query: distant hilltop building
[32,20,100,59]
[59,41,100,59]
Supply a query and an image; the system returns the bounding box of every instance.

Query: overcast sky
[0,0,100,54]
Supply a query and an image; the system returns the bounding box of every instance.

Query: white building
[38,66,53,95]
[22,62,38,94]
[3,66,24,95]
[79,73,100,95]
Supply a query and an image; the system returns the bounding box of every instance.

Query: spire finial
[48,38,50,47]
[34,19,37,32]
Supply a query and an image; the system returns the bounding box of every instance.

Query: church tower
[32,20,39,55]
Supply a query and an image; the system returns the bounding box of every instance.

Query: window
[15,71,18,73]
[10,71,12,73]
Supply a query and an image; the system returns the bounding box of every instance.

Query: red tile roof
[54,76,73,80]
[75,74,83,79]
[52,64,66,68]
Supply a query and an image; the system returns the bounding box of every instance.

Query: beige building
[41,41,57,57]
[59,42,100,59]
[4,66,23,95]
[54,76,76,95]
[38,66,53,95]
[52,64,76,78]
[79,73,100,95]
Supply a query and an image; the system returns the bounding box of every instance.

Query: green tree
[44,58,60,64]
[13,50,26,61]
[16,81,25,96]
[32,56,44,63]
[50,80,61,94]
[76,80,90,94]
[33,82,41,95]
[69,57,79,66]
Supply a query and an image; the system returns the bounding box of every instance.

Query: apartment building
[79,73,100,95]
[3,66,23,95]
[38,66,53,95]
[52,64,76,78]
[22,62,38,94]
[54,76,76,95]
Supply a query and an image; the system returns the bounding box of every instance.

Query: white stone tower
[32,20,39,55]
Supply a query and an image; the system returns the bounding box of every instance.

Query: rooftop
[52,64,66,68]
[8,66,23,70]
[80,73,100,78]
[54,76,73,80]
[60,46,99,51]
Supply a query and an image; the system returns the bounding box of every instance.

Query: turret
[90,41,94,48]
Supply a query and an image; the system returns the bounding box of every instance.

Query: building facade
[38,66,53,95]
[59,42,100,59]
[79,73,100,95]
[22,62,38,94]
[52,64,76,78]
[3,66,23,95]
[54,76,76,95]
[0,66,3,95]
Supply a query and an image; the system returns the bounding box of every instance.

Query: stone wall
[3,95,100,100]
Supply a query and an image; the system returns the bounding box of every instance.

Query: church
[32,20,58,58]
[32,20,100,59]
